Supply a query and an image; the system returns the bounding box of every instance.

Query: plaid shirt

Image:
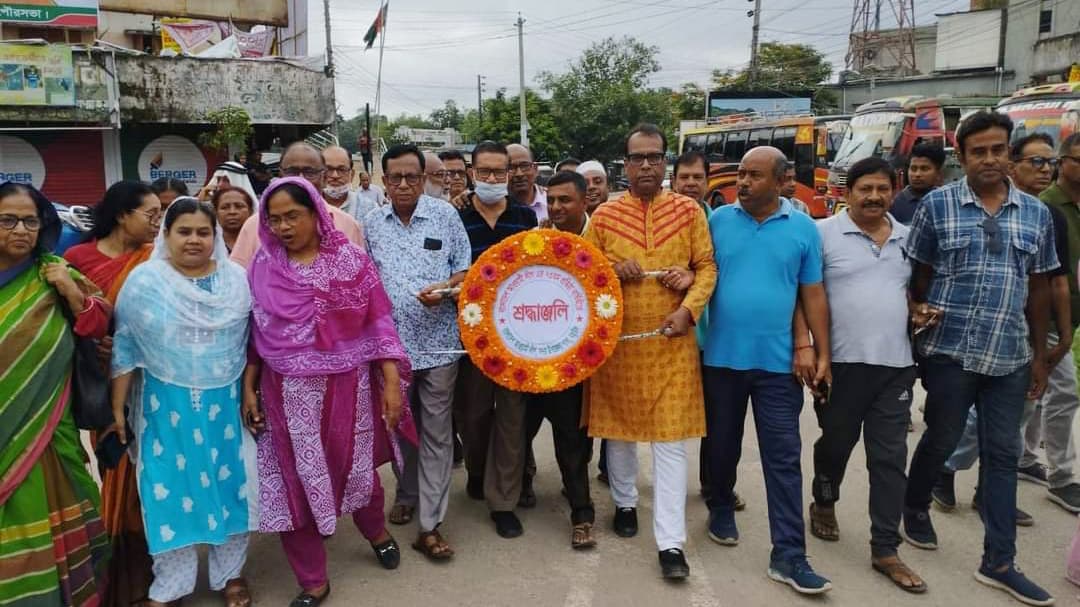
[906,178,1059,376]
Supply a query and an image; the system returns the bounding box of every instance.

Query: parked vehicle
[827,95,998,207]
[681,112,849,217]
[53,202,94,255]
[997,82,1080,146]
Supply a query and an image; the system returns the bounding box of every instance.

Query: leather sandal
[872,556,927,594]
[412,529,455,561]
[388,503,414,525]
[571,522,596,550]
[809,503,839,541]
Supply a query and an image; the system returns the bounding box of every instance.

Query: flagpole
[374,2,387,144]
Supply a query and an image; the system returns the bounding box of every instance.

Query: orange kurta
[584,190,717,442]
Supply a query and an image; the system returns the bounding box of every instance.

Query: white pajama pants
[606,439,688,551]
[148,533,249,602]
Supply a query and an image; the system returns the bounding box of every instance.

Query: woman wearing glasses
[109,198,256,607]
[64,180,162,607]
[244,177,415,607]
[0,182,111,607]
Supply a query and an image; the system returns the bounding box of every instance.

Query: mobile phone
[95,422,133,469]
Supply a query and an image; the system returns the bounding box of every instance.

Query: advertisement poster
[137,135,208,191]
[0,44,75,106]
[708,91,811,119]
[0,1,98,28]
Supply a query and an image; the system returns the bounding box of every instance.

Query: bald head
[742,146,788,179]
[507,143,537,201]
[423,151,447,199]
[737,146,789,214]
[280,141,326,188]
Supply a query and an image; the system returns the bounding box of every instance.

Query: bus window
[724,130,748,161]
[773,127,796,160]
[749,128,772,150]
[706,133,726,161]
[795,143,814,186]
[685,134,707,153]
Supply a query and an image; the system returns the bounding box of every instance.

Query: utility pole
[477,74,485,127]
[323,0,334,77]
[516,12,529,146]
[748,0,761,87]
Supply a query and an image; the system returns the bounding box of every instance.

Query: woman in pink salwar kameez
[242,177,416,607]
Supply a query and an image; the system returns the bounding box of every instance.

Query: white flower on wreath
[461,303,484,327]
[595,294,618,319]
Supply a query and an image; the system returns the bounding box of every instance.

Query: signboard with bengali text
[0,1,98,28]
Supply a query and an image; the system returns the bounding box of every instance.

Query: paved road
[135,385,1080,607]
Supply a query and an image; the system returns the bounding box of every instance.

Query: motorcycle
[53,202,94,255]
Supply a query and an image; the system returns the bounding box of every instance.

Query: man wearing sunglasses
[228,141,364,269]
[1037,131,1080,514]
[932,133,1073,524]
[903,111,1057,606]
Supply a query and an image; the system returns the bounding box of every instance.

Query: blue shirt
[704,199,823,373]
[362,195,472,371]
[906,178,1058,376]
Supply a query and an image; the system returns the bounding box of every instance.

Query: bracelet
[76,297,95,316]
[795,344,813,351]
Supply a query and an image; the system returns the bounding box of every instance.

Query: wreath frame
[458,229,624,393]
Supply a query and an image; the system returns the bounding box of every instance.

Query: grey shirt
[818,210,913,367]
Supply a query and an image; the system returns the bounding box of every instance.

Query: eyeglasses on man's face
[387,173,422,186]
[626,153,665,167]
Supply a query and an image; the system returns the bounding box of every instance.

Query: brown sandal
[872,556,927,594]
[412,529,454,561]
[809,503,839,541]
[222,578,252,607]
[388,503,415,525]
[571,522,596,550]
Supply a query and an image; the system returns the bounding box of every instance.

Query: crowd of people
[2,109,1080,607]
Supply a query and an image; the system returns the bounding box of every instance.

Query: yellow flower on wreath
[521,232,546,256]
[536,365,559,389]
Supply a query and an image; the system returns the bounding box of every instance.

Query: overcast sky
[307,0,971,120]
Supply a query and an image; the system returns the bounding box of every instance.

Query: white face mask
[322,184,350,199]
[475,181,508,204]
[424,181,446,199]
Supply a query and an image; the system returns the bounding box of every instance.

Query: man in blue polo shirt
[703,146,833,595]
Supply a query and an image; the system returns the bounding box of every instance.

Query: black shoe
[370,537,400,570]
[659,548,690,580]
[972,491,1036,527]
[901,508,938,550]
[490,511,523,538]
[613,507,638,538]
[466,476,484,501]
[932,471,957,512]
[290,583,330,607]
[518,477,537,509]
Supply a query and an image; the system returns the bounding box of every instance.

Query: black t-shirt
[459,197,538,262]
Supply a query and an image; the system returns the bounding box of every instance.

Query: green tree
[429,100,464,130]
[708,42,837,112]
[671,82,707,121]
[539,36,673,162]
[466,89,565,162]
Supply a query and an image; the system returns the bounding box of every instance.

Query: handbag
[57,296,114,431]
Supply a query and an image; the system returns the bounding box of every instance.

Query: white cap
[576,160,605,175]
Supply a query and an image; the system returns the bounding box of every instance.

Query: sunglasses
[981,217,1003,254]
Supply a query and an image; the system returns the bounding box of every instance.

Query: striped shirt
[906,178,1059,376]
[459,197,538,262]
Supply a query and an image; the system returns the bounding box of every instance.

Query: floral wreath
[458,229,624,393]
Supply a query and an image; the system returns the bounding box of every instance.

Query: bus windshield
[833,111,905,167]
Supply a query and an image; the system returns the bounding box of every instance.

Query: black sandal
[289,583,330,607]
[371,536,401,570]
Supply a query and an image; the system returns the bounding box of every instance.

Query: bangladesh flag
[363,3,388,50]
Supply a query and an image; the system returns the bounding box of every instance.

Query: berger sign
[137,135,207,190]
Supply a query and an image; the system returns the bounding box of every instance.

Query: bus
[997,82,1080,146]
[680,113,850,218]
[826,95,999,207]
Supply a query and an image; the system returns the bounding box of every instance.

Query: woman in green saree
[0,181,112,607]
